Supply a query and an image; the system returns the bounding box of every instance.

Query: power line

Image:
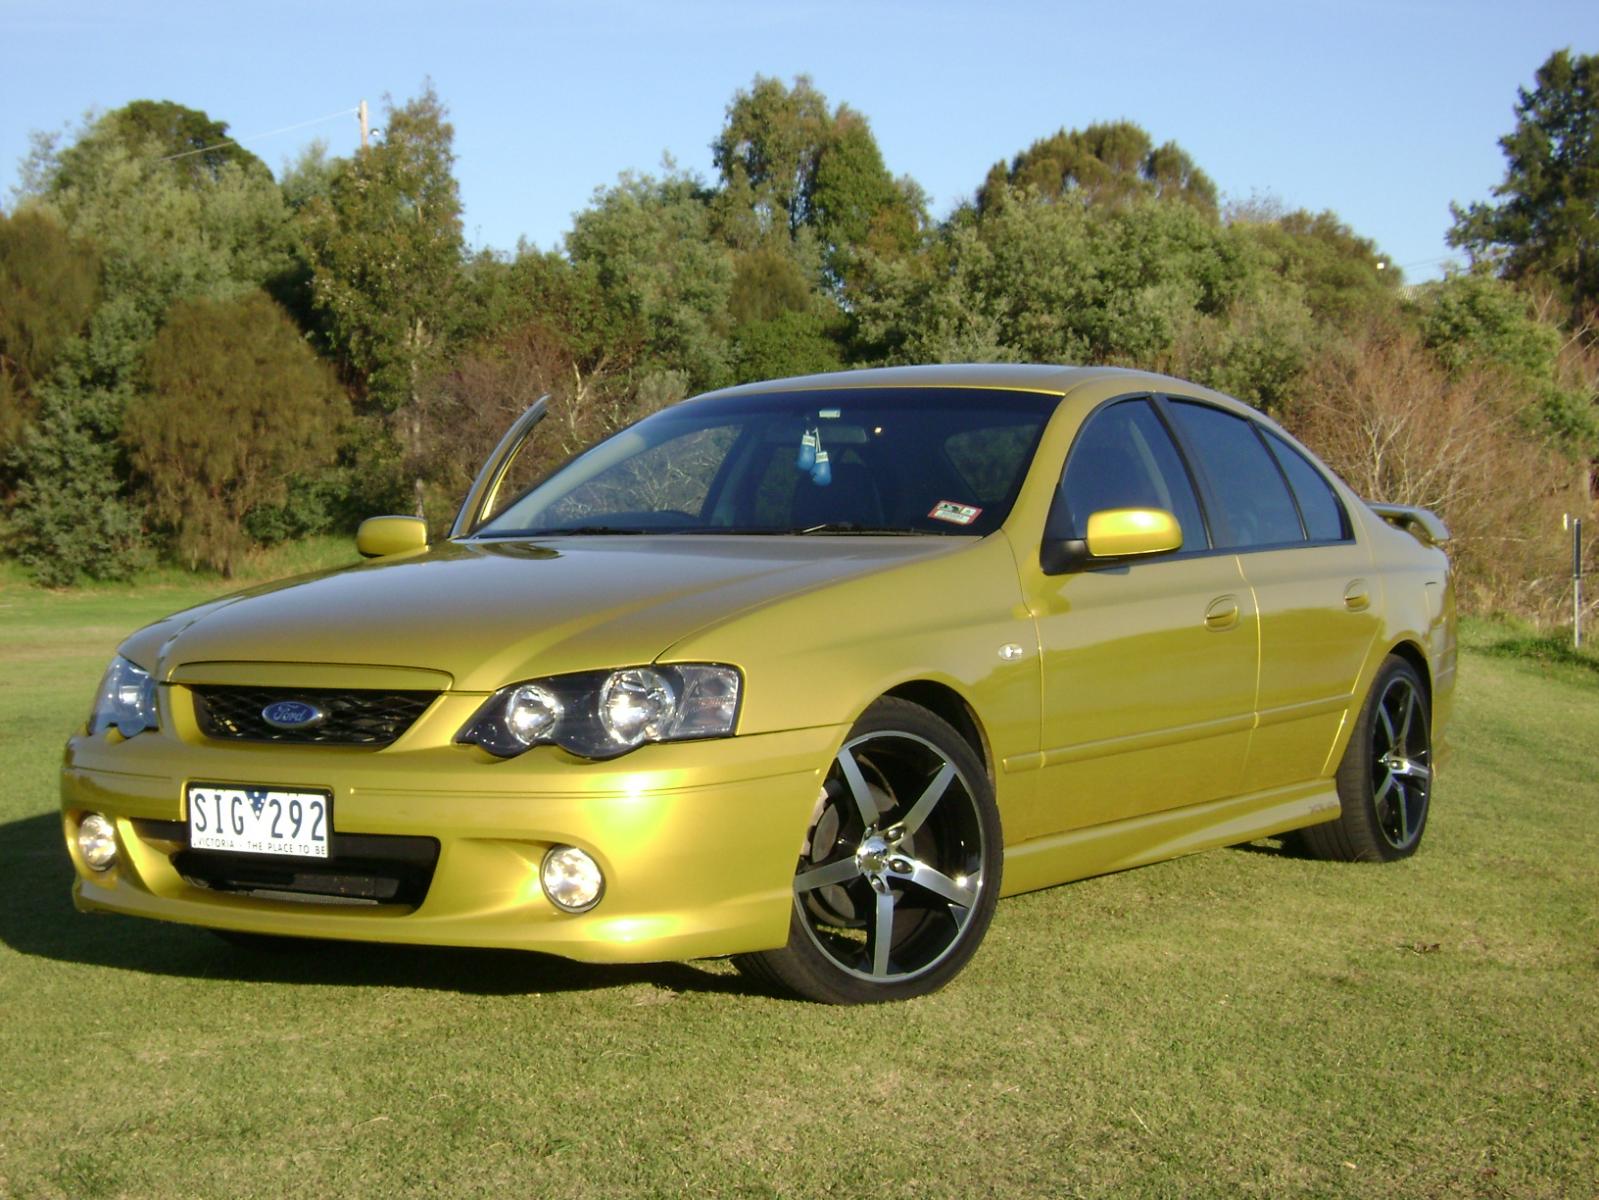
[158,106,360,164]
[1392,254,1461,271]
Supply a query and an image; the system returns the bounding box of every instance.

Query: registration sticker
[187,784,331,858]
[928,500,982,526]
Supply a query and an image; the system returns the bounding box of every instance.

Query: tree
[810,107,923,289]
[565,170,734,391]
[1287,325,1585,618]
[978,121,1219,218]
[53,100,271,193]
[30,108,294,379]
[1449,49,1599,319]
[855,194,1247,367]
[0,210,100,453]
[5,102,298,582]
[712,76,832,243]
[1227,203,1398,325]
[304,85,465,515]
[712,76,922,294]
[1416,272,1597,453]
[125,291,347,575]
[5,382,144,586]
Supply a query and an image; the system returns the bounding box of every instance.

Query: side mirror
[356,515,428,559]
[1085,508,1182,558]
[1040,508,1181,574]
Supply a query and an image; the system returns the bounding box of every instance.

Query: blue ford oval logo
[261,700,327,730]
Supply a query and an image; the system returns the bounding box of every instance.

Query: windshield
[473,387,1059,539]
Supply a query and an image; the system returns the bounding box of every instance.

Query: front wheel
[736,698,1002,1004]
[1301,656,1432,863]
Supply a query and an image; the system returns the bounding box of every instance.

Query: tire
[736,697,1002,1003]
[1301,656,1432,863]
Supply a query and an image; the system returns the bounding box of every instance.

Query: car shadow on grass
[1227,836,1306,858]
[0,811,759,999]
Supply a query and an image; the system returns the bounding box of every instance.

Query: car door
[1026,397,1258,834]
[1162,400,1382,794]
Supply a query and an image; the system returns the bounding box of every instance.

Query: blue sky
[2,0,1594,282]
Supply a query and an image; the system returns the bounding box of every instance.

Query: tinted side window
[1264,431,1349,542]
[1166,402,1303,549]
[1052,399,1207,551]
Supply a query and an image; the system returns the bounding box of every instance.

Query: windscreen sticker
[929,500,982,526]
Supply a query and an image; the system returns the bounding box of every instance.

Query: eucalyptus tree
[304,85,465,516]
[978,121,1219,218]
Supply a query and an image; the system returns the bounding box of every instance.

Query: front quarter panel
[661,533,1043,797]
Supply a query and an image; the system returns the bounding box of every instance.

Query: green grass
[0,534,359,596]
[2,587,1595,1198]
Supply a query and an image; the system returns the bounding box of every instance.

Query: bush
[1285,326,1588,619]
[125,291,347,575]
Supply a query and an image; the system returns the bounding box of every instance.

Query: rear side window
[1264,431,1350,542]
[1166,402,1303,549]
[1051,398,1208,551]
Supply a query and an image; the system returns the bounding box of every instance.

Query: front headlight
[88,655,160,738]
[457,664,741,760]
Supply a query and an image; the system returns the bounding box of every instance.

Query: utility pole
[358,99,369,152]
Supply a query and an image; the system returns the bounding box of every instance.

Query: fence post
[1575,515,1584,650]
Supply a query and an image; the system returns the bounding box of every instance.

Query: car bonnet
[146,535,966,692]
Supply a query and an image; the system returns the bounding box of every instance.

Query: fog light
[77,812,118,872]
[541,845,604,913]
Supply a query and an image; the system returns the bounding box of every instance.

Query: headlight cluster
[457,664,741,760]
[89,656,159,738]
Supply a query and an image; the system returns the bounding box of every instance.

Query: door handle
[1344,580,1371,612]
[1204,595,1240,631]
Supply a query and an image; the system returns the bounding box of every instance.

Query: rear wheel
[1301,656,1432,863]
[736,698,1002,1004]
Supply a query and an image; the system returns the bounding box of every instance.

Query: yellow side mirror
[356,516,429,559]
[1084,508,1182,559]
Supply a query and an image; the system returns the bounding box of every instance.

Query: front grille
[140,821,441,908]
[192,686,436,746]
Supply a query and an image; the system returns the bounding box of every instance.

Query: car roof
[688,363,1237,407]
[681,364,1306,452]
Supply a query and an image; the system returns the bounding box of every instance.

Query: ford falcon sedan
[62,364,1455,1003]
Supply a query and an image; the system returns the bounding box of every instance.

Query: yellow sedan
[62,365,1455,1003]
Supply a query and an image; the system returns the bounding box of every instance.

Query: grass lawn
[1,575,1595,1198]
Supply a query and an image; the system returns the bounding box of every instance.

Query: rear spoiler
[1368,502,1451,546]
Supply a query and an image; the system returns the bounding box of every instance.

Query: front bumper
[61,712,840,964]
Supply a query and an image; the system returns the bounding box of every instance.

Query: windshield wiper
[528,525,647,537]
[795,522,933,535]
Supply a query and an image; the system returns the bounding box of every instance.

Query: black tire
[1301,656,1432,863]
[735,697,1002,1003]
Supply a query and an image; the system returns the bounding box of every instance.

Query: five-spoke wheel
[737,698,1001,1003]
[1302,656,1432,862]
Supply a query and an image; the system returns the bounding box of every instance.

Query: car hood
[140,536,966,692]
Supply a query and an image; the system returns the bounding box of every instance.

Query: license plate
[187,785,331,858]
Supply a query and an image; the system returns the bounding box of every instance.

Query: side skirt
[999,780,1339,898]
